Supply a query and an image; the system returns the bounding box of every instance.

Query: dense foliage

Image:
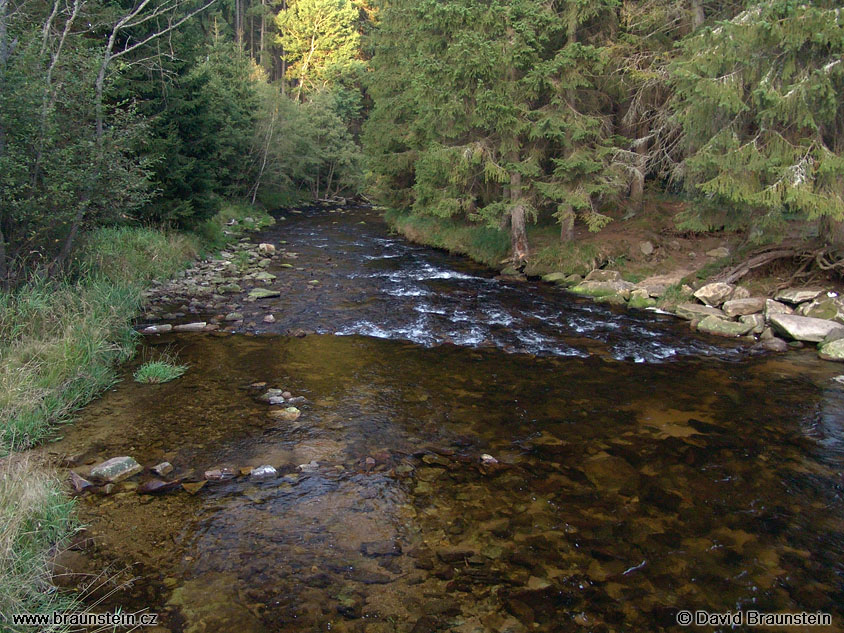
[364,0,844,261]
[0,0,366,286]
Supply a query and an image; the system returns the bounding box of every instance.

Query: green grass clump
[193,203,275,251]
[133,359,188,384]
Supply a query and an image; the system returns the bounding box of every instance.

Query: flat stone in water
[89,456,142,483]
[248,288,280,299]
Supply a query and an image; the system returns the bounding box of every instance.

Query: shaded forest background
[1,0,843,284]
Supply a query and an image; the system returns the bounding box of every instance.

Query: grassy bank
[0,203,272,631]
[384,208,618,275]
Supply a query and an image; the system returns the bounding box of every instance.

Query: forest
[1,0,842,282]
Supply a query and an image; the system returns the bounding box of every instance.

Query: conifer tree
[672,1,844,245]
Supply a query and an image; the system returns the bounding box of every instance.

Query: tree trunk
[259,0,265,68]
[560,205,575,243]
[0,0,9,159]
[0,222,8,290]
[509,171,529,262]
[690,0,705,28]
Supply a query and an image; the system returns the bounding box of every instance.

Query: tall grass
[0,454,77,632]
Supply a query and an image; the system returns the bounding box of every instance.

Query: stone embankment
[548,268,844,361]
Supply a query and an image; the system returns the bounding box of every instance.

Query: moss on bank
[0,202,272,631]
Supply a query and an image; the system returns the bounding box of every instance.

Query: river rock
[541,272,568,284]
[298,460,319,472]
[248,288,280,299]
[89,456,143,483]
[204,468,236,481]
[584,269,622,283]
[138,479,181,494]
[252,271,277,282]
[217,283,242,294]
[693,282,734,307]
[799,296,844,322]
[141,324,172,334]
[775,287,825,305]
[764,299,793,320]
[69,472,93,493]
[769,314,844,343]
[173,322,206,332]
[263,314,276,323]
[250,465,277,480]
[722,297,766,317]
[739,313,765,334]
[258,243,276,255]
[581,453,639,491]
[757,337,788,352]
[224,312,243,322]
[674,303,726,321]
[731,286,751,300]
[151,461,173,477]
[574,280,634,300]
[818,338,844,362]
[696,315,754,338]
[362,541,402,557]
[269,406,301,421]
[639,241,654,256]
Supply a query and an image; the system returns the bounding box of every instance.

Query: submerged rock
[204,468,236,481]
[151,461,173,477]
[89,456,143,483]
[248,288,280,299]
[138,479,181,494]
[268,406,301,421]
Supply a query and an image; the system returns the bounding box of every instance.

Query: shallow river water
[49,208,844,632]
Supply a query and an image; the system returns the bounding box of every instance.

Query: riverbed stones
[770,314,844,343]
[224,312,243,322]
[250,465,277,480]
[722,297,766,317]
[674,303,726,321]
[775,287,825,305]
[141,324,173,334]
[217,283,242,294]
[693,282,734,307]
[68,472,93,493]
[138,479,181,494]
[263,314,276,323]
[173,322,207,332]
[248,288,280,299]
[89,456,142,483]
[361,541,402,557]
[268,406,301,421]
[696,315,754,338]
[252,271,277,282]
[151,461,173,477]
[258,243,276,255]
[204,467,236,481]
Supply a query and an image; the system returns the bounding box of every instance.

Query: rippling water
[47,207,844,633]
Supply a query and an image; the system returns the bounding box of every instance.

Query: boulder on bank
[764,299,793,320]
[775,287,825,305]
[674,303,726,321]
[572,280,635,300]
[769,314,844,343]
[693,282,734,307]
[584,269,622,283]
[696,315,754,338]
[722,297,765,317]
[541,272,568,284]
[799,296,844,322]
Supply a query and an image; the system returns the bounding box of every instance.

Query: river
[48,207,844,632]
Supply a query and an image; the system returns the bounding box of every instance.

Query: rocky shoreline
[548,268,844,361]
